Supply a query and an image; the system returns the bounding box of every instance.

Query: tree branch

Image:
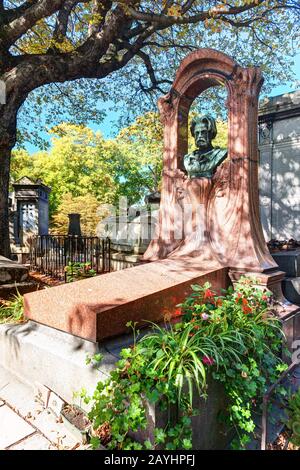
[52,0,77,43]
[88,0,113,36]
[2,0,66,47]
[125,0,270,26]
[144,40,197,52]
[3,1,38,23]
[136,49,172,94]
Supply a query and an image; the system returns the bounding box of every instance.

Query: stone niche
[143,48,278,275]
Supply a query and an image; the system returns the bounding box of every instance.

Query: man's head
[190,115,217,150]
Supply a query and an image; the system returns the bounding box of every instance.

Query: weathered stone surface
[0,321,119,405]
[143,48,277,274]
[0,364,79,450]
[0,282,38,300]
[34,382,51,408]
[24,261,229,342]
[7,433,54,450]
[48,392,65,417]
[0,255,29,285]
[0,405,34,449]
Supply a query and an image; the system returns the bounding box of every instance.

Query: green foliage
[51,193,102,235]
[11,116,164,231]
[13,1,298,150]
[81,278,287,450]
[0,290,24,324]
[11,114,228,236]
[65,262,97,283]
[286,388,300,447]
[179,278,286,448]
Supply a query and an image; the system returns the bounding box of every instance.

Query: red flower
[262,295,268,301]
[242,305,252,314]
[173,308,182,317]
[193,325,200,330]
[242,298,248,306]
[204,289,214,300]
[216,298,223,307]
[202,356,215,366]
[235,293,242,303]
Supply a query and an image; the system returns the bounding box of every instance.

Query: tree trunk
[0,103,17,258]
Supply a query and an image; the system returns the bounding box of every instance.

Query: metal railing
[29,235,111,281]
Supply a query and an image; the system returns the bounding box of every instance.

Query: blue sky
[267,53,300,98]
[24,52,300,152]
[95,53,300,139]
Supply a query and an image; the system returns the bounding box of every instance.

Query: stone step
[0,282,38,300]
[0,256,29,286]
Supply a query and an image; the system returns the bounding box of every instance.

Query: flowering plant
[177,278,287,448]
[81,278,288,450]
[65,261,97,282]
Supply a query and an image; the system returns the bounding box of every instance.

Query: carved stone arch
[144,48,277,273]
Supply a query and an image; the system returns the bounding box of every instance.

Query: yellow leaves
[50,37,75,53]
[17,19,52,54]
[204,19,223,33]
[51,193,102,235]
[17,18,76,54]
[118,111,163,146]
[167,5,182,17]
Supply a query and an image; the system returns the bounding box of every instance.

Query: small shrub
[65,262,97,283]
[0,290,24,324]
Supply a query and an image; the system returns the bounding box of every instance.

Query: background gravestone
[9,177,51,263]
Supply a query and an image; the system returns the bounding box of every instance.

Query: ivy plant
[80,278,288,450]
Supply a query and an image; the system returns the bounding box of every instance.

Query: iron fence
[29,235,111,281]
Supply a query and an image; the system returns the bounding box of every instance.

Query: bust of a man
[183,114,227,178]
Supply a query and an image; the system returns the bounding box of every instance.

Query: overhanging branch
[137,50,172,94]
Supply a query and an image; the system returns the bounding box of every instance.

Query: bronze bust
[183,115,227,178]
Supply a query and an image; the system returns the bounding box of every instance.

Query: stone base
[0,321,232,450]
[110,252,144,271]
[24,260,229,342]
[0,282,38,300]
[0,321,121,405]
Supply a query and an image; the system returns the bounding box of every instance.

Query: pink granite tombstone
[24,48,299,343]
[143,48,277,274]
